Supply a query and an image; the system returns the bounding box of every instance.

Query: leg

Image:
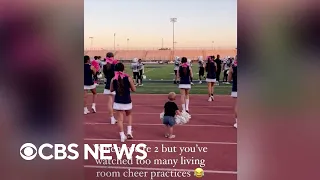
[207,82,212,101]
[125,110,133,139]
[211,82,215,100]
[84,90,89,114]
[180,89,186,111]
[90,88,97,112]
[234,98,237,128]
[185,89,190,112]
[106,95,116,124]
[115,110,126,142]
[216,70,221,84]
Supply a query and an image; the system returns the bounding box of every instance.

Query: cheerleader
[228,57,237,128]
[205,56,217,101]
[84,55,97,114]
[163,92,181,139]
[137,59,144,86]
[198,56,205,84]
[173,56,181,84]
[92,56,100,85]
[103,52,118,124]
[177,57,193,113]
[187,59,194,85]
[131,58,139,86]
[110,62,136,142]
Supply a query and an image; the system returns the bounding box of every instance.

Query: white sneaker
[84,109,90,115]
[139,84,143,86]
[199,81,202,84]
[120,136,127,143]
[234,123,237,128]
[127,133,133,139]
[191,82,194,85]
[91,106,96,113]
[111,117,117,124]
[225,82,230,85]
[208,97,212,102]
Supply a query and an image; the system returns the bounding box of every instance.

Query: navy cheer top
[103,63,115,90]
[84,64,94,86]
[179,64,191,85]
[232,65,237,92]
[113,76,132,104]
[206,61,216,79]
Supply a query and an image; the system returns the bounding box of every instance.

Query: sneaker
[120,136,127,143]
[191,82,194,85]
[127,133,133,139]
[199,81,202,84]
[84,109,90,115]
[225,82,230,85]
[91,106,96,113]
[139,84,143,86]
[111,117,117,124]
[211,96,214,101]
[208,97,212,102]
[165,134,170,138]
[168,135,176,139]
[233,123,237,128]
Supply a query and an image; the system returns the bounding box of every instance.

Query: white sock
[119,131,125,138]
[92,103,96,108]
[127,126,132,134]
[235,118,237,123]
[185,99,189,111]
[84,107,88,111]
[182,104,186,111]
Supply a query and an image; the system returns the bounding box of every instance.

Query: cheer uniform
[178,63,191,89]
[205,61,217,83]
[112,73,132,110]
[103,63,116,95]
[84,63,96,90]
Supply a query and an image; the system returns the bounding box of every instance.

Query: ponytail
[117,76,125,96]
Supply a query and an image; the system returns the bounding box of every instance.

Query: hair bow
[181,63,188,67]
[106,57,118,64]
[114,71,128,79]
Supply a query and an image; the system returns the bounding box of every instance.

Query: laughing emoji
[194,168,204,178]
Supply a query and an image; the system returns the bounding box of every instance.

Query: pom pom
[175,111,191,125]
[160,112,164,120]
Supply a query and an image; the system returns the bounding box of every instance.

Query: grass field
[97,64,232,94]
[122,63,226,80]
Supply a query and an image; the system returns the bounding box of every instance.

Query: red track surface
[84,94,237,180]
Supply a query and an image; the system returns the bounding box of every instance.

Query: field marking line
[84,165,237,174]
[92,104,233,108]
[84,122,234,128]
[87,112,234,116]
[84,138,237,145]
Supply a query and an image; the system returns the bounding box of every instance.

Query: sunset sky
[84,0,237,49]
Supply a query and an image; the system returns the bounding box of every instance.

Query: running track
[84,94,237,180]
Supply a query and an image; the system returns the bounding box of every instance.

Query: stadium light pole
[127,38,129,50]
[89,37,94,49]
[170,18,177,60]
[211,41,214,51]
[114,33,116,51]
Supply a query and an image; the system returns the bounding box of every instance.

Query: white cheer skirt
[113,102,132,110]
[103,89,116,95]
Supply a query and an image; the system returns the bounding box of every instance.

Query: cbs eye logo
[20,143,37,160]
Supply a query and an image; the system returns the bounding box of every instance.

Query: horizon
[84,0,237,49]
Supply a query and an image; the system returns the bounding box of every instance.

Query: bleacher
[85,48,237,61]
